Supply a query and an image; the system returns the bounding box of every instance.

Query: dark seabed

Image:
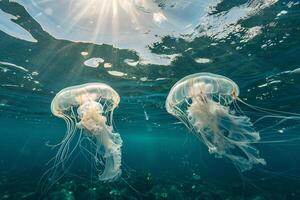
[1,0,300,199]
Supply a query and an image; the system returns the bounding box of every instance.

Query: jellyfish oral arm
[95,127,122,181]
[76,100,122,181]
[187,97,265,171]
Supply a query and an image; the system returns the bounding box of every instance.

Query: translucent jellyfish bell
[50,83,122,181]
[166,73,266,171]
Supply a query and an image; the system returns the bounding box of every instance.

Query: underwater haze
[1,0,300,199]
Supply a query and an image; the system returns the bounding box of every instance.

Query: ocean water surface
[1,0,300,199]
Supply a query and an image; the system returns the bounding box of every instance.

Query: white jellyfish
[50,83,122,181]
[166,73,300,172]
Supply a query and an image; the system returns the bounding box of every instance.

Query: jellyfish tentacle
[65,128,83,163]
[237,97,300,117]
[255,116,291,133]
[236,97,300,142]
[217,122,266,169]
[58,113,77,165]
[47,114,72,148]
[40,125,82,195]
[53,114,76,166]
[173,105,193,130]
[79,136,104,171]
[254,115,297,126]
[232,99,246,116]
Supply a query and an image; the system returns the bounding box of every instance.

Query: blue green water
[1,0,300,199]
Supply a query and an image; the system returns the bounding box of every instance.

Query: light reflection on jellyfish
[166,73,300,172]
[50,83,122,182]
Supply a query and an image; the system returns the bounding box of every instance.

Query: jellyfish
[166,72,291,172]
[50,83,122,181]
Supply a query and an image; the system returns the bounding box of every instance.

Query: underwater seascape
[1,0,300,199]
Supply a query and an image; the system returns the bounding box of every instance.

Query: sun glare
[65,0,154,37]
[22,0,175,51]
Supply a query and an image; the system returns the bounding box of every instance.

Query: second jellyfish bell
[166,72,296,172]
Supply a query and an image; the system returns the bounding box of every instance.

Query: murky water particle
[83,57,104,68]
[124,59,139,67]
[1,84,19,87]
[278,129,284,133]
[192,173,201,180]
[0,67,9,72]
[261,44,267,49]
[107,71,126,77]
[0,99,8,107]
[81,51,88,56]
[104,63,112,68]
[161,193,168,198]
[194,58,212,64]
[144,110,149,121]
[277,10,288,17]
[287,1,299,8]
[156,78,168,81]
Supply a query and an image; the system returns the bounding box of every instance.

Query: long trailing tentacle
[237,97,300,117]
[39,113,81,195]
[235,97,300,143]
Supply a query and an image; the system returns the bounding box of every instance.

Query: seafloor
[1,169,300,200]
